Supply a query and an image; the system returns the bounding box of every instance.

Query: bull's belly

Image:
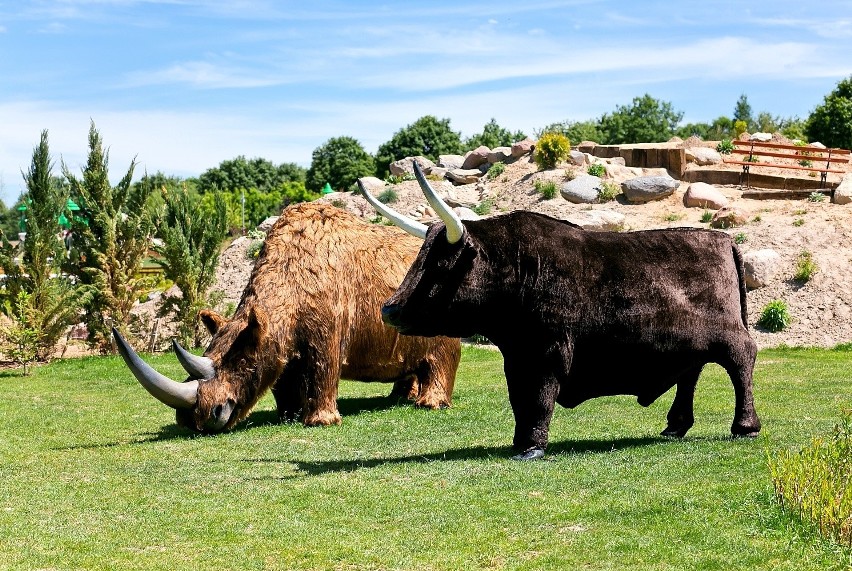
[556,345,711,409]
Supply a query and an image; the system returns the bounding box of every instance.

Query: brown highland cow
[114,201,461,433]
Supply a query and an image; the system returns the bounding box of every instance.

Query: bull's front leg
[503,354,560,461]
[288,351,343,427]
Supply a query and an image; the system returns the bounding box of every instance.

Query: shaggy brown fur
[382,211,761,453]
[176,202,461,432]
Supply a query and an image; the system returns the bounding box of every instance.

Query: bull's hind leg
[388,375,420,401]
[411,340,460,410]
[720,337,761,437]
[661,365,703,438]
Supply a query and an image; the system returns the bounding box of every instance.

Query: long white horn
[413,161,465,244]
[112,328,198,409]
[357,179,427,239]
[172,339,216,379]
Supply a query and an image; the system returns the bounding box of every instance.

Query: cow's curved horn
[112,328,198,409]
[413,161,465,244]
[172,339,216,380]
[357,179,427,239]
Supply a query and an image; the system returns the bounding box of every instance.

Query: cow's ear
[199,309,227,335]
[243,306,269,345]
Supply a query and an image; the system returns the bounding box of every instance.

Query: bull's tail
[730,240,749,328]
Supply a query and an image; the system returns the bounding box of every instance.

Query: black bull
[365,163,761,459]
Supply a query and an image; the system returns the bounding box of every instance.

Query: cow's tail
[730,240,749,328]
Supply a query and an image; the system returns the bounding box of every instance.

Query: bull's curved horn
[172,339,216,380]
[357,179,427,239]
[112,328,198,409]
[413,161,465,244]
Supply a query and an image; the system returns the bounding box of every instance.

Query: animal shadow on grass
[284,435,669,477]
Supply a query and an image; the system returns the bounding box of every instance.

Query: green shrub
[734,232,747,244]
[533,132,571,170]
[757,300,791,332]
[378,188,399,204]
[716,139,735,154]
[598,181,621,202]
[768,410,852,547]
[700,210,714,223]
[794,250,817,283]
[587,163,606,177]
[331,199,346,209]
[487,162,506,180]
[793,218,805,227]
[795,140,814,167]
[734,120,748,137]
[533,179,558,200]
[807,191,825,203]
[385,172,415,184]
[663,212,684,222]
[473,198,495,216]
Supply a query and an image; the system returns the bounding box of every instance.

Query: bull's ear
[243,306,269,345]
[199,309,227,335]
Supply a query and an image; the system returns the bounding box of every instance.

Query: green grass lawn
[1,345,850,570]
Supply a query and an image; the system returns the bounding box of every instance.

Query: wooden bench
[723,139,850,193]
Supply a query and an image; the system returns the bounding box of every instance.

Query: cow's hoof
[731,430,760,439]
[660,427,688,438]
[511,448,545,461]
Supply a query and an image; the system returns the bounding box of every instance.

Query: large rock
[742,249,782,289]
[710,206,749,228]
[561,175,603,204]
[462,146,490,169]
[511,138,535,158]
[565,209,627,231]
[832,174,852,205]
[569,150,587,166]
[683,182,728,209]
[487,147,512,164]
[621,175,679,203]
[390,156,434,177]
[750,132,772,142]
[447,168,483,185]
[438,154,465,170]
[686,147,722,166]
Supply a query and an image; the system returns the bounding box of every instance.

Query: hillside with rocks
[159,135,852,352]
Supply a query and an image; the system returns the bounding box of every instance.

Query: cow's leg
[271,375,301,423]
[504,356,560,460]
[721,337,761,437]
[661,365,703,438]
[294,348,342,427]
[412,344,459,409]
[388,375,420,401]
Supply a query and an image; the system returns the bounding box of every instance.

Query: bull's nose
[381,303,402,328]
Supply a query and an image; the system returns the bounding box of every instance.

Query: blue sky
[1,1,851,206]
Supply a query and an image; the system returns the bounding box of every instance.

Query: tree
[154,187,228,348]
[733,94,754,132]
[597,94,684,144]
[375,116,463,178]
[0,130,89,361]
[536,120,603,144]
[196,156,305,194]
[806,76,852,149]
[464,118,526,150]
[63,120,155,352]
[306,136,376,193]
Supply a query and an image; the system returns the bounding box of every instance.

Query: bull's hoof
[731,430,760,439]
[302,409,342,427]
[660,426,689,438]
[413,396,450,410]
[511,448,545,461]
